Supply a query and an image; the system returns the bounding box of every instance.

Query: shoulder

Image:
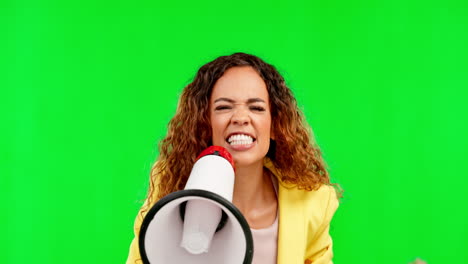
[264,157,339,215]
[279,184,339,222]
[280,184,337,204]
[308,185,339,223]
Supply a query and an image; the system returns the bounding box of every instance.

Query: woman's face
[209,66,272,168]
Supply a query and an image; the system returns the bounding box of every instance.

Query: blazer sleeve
[126,205,146,264]
[304,186,339,264]
[127,169,162,264]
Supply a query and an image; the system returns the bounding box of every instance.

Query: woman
[126,53,341,264]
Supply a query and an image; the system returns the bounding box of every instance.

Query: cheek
[260,118,272,147]
[210,117,225,145]
[264,118,272,138]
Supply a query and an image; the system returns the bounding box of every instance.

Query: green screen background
[2,0,467,263]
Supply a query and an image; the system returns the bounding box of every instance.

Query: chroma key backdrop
[1,0,467,263]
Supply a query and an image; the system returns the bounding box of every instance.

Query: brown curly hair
[143,52,339,214]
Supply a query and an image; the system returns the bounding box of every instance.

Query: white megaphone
[138,146,254,264]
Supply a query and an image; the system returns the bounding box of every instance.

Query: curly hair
[143,52,339,215]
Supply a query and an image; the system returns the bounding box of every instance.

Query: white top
[250,176,279,264]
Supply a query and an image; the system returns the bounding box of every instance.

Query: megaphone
[139,146,254,264]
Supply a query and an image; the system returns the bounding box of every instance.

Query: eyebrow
[213,97,266,104]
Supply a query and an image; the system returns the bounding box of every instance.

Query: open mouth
[226,133,256,146]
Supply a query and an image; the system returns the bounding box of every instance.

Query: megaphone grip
[180,199,223,254]
[179,200,229,233]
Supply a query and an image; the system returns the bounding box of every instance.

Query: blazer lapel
[264,158,305,264]
[277,184,306,264]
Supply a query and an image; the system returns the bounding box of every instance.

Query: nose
[231,107,250,126]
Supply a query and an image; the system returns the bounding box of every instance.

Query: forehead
[210,66,269,102]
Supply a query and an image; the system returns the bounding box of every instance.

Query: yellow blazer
[126,158,339,264]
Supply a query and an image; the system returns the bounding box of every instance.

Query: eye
[250,106,266,112]
[215,105,232,111]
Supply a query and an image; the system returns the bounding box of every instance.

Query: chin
[231,153,266,168]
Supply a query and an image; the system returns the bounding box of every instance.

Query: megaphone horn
[139,146,254,264]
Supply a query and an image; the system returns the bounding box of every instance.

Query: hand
[408,258,427,264]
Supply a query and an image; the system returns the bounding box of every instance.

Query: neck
[232,161,273,212]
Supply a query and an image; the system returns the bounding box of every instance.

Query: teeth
[228,134,254,145]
